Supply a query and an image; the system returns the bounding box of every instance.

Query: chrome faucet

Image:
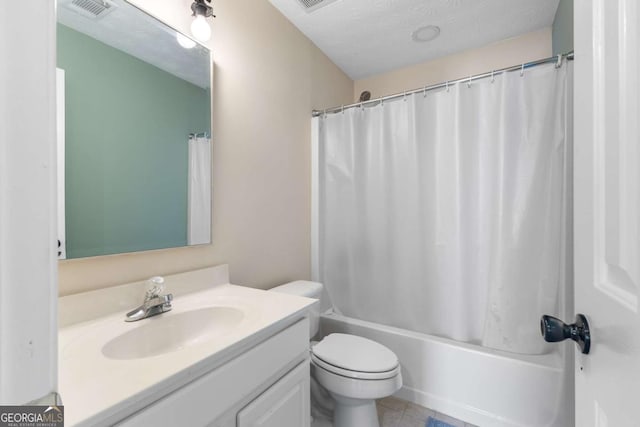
[125,276,173,322]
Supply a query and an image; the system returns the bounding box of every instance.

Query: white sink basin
[102,307,245,360]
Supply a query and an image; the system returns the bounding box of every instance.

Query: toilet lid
[311,333,399,373]
[311,353,400,380]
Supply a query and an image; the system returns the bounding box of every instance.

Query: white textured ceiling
[57,0,210,88]
[268,0,560,79]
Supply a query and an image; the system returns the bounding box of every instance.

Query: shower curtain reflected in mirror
[318,63,570,355]
[188,135,212,245]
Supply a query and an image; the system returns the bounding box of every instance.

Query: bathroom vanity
[58,265,314,427]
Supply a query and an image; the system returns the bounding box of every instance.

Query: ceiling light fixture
[176,32,197,49]
[190,0,215,42]
[411,25,440,43]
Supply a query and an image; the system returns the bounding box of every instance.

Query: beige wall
[58,0,353,295]
[354,28,552,101]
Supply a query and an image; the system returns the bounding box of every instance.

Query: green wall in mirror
[56,8,211,259]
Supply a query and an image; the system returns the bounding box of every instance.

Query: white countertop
[58,266,315,427]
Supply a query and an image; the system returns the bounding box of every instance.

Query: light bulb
[176,32,196,49]
[191,15,211,42]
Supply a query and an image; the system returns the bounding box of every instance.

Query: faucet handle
[145,276,165,299]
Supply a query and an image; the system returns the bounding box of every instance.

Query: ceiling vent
[62,0,116,20]
[297,0,339,13]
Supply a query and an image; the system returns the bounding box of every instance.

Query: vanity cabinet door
[237,360,310,427]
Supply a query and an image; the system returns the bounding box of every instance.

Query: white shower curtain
[188,136,211,245]
[318,62,570,354]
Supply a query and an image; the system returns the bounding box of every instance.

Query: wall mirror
[56,0,212,259]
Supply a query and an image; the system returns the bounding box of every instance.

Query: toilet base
[331,394,379,427]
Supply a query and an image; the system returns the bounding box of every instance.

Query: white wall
[354,28,552,101]
[58,0,354,295]
[0,0,58,404]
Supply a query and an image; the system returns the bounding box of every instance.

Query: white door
[0,0,58,404]
[574,0,640,425]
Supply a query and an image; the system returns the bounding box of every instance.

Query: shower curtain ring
[555,54,562,69]
[360,102,364,111]
[446,81,449,92]
[467,76,472,88]
[491,70,495,83]
[520,63,525,77]
[403,91,407,101]
[423,86,427,98]
[341,105,344,114]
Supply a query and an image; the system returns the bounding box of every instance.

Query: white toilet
[271,280,402,427]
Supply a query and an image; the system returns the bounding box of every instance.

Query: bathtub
[319,311,573,427]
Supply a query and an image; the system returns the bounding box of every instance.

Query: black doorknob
[540,314,591,354]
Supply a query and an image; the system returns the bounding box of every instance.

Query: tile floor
[310,395,478,427]
[376,396,478,427]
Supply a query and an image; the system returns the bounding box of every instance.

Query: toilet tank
[270,280,323,338]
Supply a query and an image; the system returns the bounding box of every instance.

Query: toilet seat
[311,333,400,380]
[311,353,400,380]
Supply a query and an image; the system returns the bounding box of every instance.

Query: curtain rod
[312,51,574,117]
[189,132,209,139]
